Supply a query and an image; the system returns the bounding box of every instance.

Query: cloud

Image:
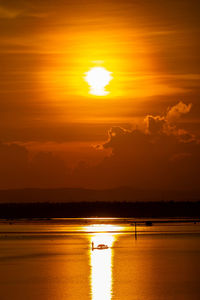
[0,142,69,189]
[144,115,166,134]
[87,101,199,190]
[145,101,193,136]
[166,101,192,122]
[0,6,21,19]
[0,101,199,191]
[29,152,69,188]
[0,4,47,19]
[0,142,29,188]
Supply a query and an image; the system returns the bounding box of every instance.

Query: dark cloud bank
[0,102,199,191]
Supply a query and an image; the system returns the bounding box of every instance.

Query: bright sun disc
[85,67,112,96]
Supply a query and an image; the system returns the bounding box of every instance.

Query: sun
[85,67,112,96]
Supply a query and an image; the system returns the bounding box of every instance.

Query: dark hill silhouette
[0,187,200,203]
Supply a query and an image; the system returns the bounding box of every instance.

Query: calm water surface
[0,218,200,300]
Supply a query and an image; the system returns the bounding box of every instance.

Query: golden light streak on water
[85,224,123,233]
[88,225,118,300]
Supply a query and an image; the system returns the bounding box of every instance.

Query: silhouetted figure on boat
[92,242,109,250]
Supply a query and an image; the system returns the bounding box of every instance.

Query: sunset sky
[0,0,200,190]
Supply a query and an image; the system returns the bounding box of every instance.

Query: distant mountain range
[0,187,200,203]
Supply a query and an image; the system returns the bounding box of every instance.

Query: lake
[0,218,200,300]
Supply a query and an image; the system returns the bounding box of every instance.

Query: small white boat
[92,242,109,250]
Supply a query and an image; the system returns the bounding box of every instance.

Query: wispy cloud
[0,6,21,19]
[0,4,47,19]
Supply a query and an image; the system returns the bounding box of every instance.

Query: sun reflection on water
[88,225,119,300]
[85,224,123,233]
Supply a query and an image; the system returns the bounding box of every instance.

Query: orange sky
[0,0,200,190]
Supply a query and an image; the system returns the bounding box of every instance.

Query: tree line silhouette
[0,201,200,218]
